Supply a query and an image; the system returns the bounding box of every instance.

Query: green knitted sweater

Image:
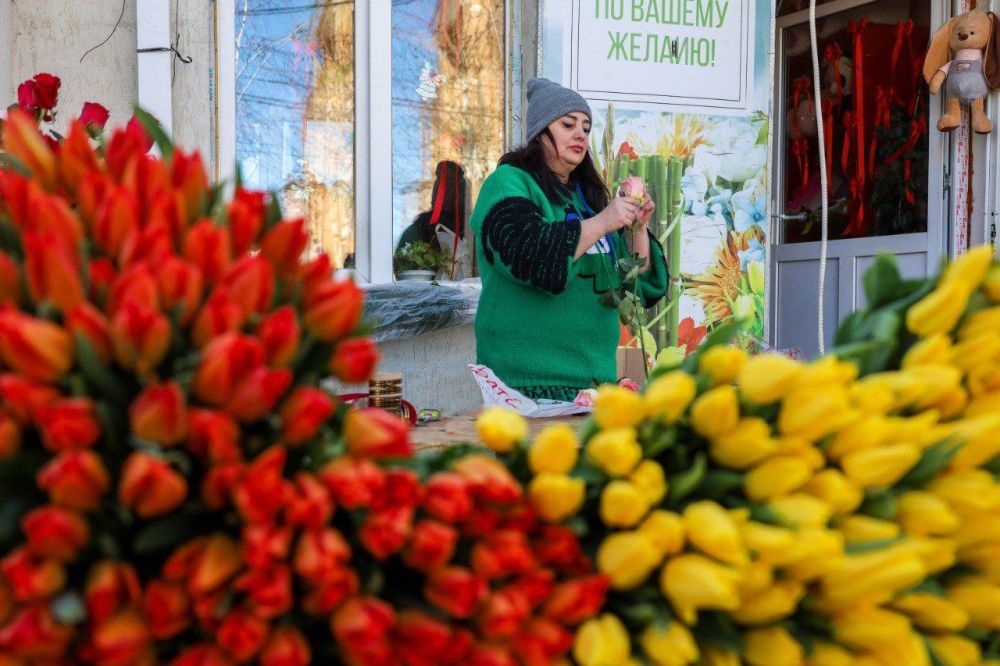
[471,164,668,393]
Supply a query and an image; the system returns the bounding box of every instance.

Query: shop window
[391,0,506,279]
[235,0,356,268]
[780,0,931,242]
[778,0,841,17]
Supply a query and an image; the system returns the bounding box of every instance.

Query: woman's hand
[637,192,654,229]
[596,196,640,234]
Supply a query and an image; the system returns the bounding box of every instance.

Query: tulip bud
[81,560,142,628]
[770,493,833,529]
[220,255,275,318]
[87,608,153,665]
[107,263,160,315]
[0,251,21,306]
[0,311,73,383]
[157,256,204,326]
[902,333,954,369]
[23,231,85,313]
[260,626,311,666]
[303,278,364,341]
[190,287,246,349]
[258,305,300,369]
[37,450,110,511]
[301,567,360,617]
[946,414,1000,469]
[422,471,473,523]
[660,554,741,624]
[891,593,969,633]
[644,370,698,423]
[841,444,920,488]
[228,188,267,255]
[745,455,813,502]
[597,531,660,590]
[896,491,960,537]
[183,219,233,283]
[21,505,89,561]
[3,109,57,191]
[404,519,458,572]
[293,527,351,583]
[738,353,803,404]
[232,446,289,525]
[528,423,579,474]
[803,470,863,516]
[192,333,266,406]
[130,382,188,446]
[594,384,645,429]
[110,303,170,374]
[234,564,292,620]
[119,218,174,268]
[573,614,632,666]
[344,407,412,459]
[907,280,970,337]
[683,501,747,566]
[779,385,856,442]
[476,406,528,454]
[947,576,1000,630]
[709,417,777,470]
[360,505,413,559]
[261,218,309,274]
[184,534,242,597]
[224,365,292,423]
[820,544,927,609]
[329,337,380,384]
[171,643,235,666]
[744,626,804,666]
[119,452,188,518]
[331,597,395,664]
[928,634,982,666]
[319,456,386,510]
[187,409,241,462]
[640,621,699,666]
[0,548,65,602]
[699,345,747,386]
[586,427,642,477]
[66,303,113,364]
[425,567,487,619]
[36,398,101,452]
[599,480,649,528]
[88,257,116,306]
[529,474,586,524]
[93,185,140,259]
[0,604,73,660]
[629,459,668,506]
[142,580,191,639]
[928,469,1000,517]
[943,244,994,289]
[284,473,333,529]
[984,263,1000,301]
[0,408,20,459]
[217,608,269,662]
[691,385,740,437]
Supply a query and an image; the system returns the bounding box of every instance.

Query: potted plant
[393,240,446,282]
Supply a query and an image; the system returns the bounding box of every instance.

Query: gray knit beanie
[524,78,592,143]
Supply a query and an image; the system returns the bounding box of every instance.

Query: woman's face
[542,112,592,175]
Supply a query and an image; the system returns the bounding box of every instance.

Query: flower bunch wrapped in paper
[476,245,1000,665]
[0,77,601,665]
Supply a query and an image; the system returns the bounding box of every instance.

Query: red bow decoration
[823,43,845,105]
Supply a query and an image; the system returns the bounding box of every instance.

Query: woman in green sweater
[471,78,668,402]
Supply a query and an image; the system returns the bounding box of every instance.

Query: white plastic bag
[468,365,591,418]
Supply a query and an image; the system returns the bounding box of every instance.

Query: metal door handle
[771,212,809,222]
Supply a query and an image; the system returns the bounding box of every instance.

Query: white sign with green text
[572,0,754,112]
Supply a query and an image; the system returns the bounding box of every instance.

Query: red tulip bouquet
[0,76,599,666]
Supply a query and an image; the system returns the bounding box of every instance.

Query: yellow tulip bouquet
[475,246,1000,666]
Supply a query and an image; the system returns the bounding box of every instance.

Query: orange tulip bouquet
[0,77,601,665]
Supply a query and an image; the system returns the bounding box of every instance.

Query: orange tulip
[293,527,352,584]
[452,454,523,504]
[171,643,237,666]
[130,381,188,446]
[258,305,300,369]
[344,407,412,459]
[85,561,141,625]
[2,109,57,190]
[191,287,246,349]
[157,256,204,326]
[184,219,233,283]
[331,597,396,663]
[105,119,153,180]
[186,534,243,597]
[186,409,241,462]
[422,471,474,524]
[86,608,152,666]
[404,519,459,572]
[192,333,266,406]
[0,547,65,602]
[20,505,89,561]
[232,446,289,525]
[0,408,20,458]
[285,473,333,529]
[94,185,140,259]
[424,567,488,619]
[118,219,174,269]
[142,580,191,639]
[478,588,533,640]
[88,257,116,305]
[360,505,414,560]
[542,576,610,625]
[171,150,209,223]
[228,187,267,255]
[58,120,101,194]
[36,398,101,452]
[1,173,83,249]
[330,337,380,383]
[0,310,73,383]
[76,170,112,227]
[394,611,454,664]
[0,251,20,306]
[303,278,364,342]
[145,188,186,245]
[279,387,335,446]
[36,450,110,511]
[66,303,113,363]
[118,452,188,518]
[259,626,311,666]
[0,374,59,424]
[261,218,309,275]
[224,365,292,423]
[301,566,359,616]
[110,303,170,374]
[220,254,275,318]
[0,606,73,660]
[234,564,292,619]
[23,231,84,312]
[318,455,387,510]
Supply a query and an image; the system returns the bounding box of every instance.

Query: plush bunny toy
[923,10,1000,134]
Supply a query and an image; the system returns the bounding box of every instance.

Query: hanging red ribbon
[870,86,891,176]
[883,117,928,166]
[789,76,813,197]
[822,96,834,186]
[841,111,855,176]
[792,138,810,196]
[848,19,869,234]
[904,159,915,205]
[823,43,844,105]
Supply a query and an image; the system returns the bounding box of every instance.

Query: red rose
[477,587,532,640]
[542,575,610,625]
[279,387,335,446]
[79,101,110,133]
[30,73,60,113]
[303,278,363,342]
[258,305,300,369]
[142,580,191,639]
[216,608,270,662]
[330,337,380,384]
[84,561,141,625]
[17,79,38,115]
[21,505,89,561]
[37,450,110,511]
[422,472,473,524]
[360,505,414,560]
[471,530,537,580]
[0,547,64,602]
[235,564,292,619]
[130,381,188,447]
[403,520,458,572]
[424,567,487,619]
[259,626,311,666]
[261,218,309,275]
[118,451,188,518]
[319,456,386,510]
[36,398,101,452]
[344,407,412,459]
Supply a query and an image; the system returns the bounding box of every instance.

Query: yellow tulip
[902,333,953,368]
[638,510,685,558]
[782,528,845,581]
[698,345,747,386]
[586,427,643,477]
[947,576,1000,630]
[906,280,970,337]
[778,385,857,442]
[836,515,901,545]
[965,391,1000,418]
[848,379,896,416]
[795,355,859,390]
[738,353,803,404]
[744,455,813,502]
[528,424,579,474]
[731,579,805,625]
[682,501,747,566]
[528,474,586,523]
[890,593,969,632]
[700,647,741,666]
[805,642,855,666]
[958,305,1000,341]
[832,606,913,650]
[865,630,931,666]
[819,544,927,608]
[659,554,741,625]
[573,614,632,666]
[935,386,968,420]
[600,480,650,528]
[770,493,833,529]
[896,491,960,537]
[597,531,661,590]
[890,410,941,449]
[475,406,528,453]
[743,626,804,666]
[841,444,920,488]
[826,416,892,461]
[690,385,740,438]
[740,521,796,563]
[859,371,928,412]
[639,621,699,666]
[942,244,994,289]
[644,371,697,423]
[903,364,963,409]
[737,561,775,595]
[950,332,1000,372]
[927,634,982,666]
[957,540,1000,578]
[803,470,863,515]
[906,536,958,575]
[945,414,1000,469]
[954,514,1000,550]
[594,385,645,429]
[984,263,1000,301]
[629,460,667,506]
[928,469,1000,516]
[967,363,1000,398]
[708,417,777,470]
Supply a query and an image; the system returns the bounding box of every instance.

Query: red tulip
[394,610,453,662]
[186,409,241,462]
[331,597,395,664]
[542,575,610,625]
[424,567,487,619]
[512,618,574,665]
[300,566,359,616]
[191,333,265,407]
[94,185,140,259]
[118,451,188,518]
[533,526,586,569]
[106,263,163,318]
[453,454,523,504]
[293,527,351,584]
[258,305,300,369]
[37,450,110,511]
[21,505,89,561]
[471,530,537,580]
[259,626,311,666]
[58,120,102,194]
[157,256,204,326]
[375,468,422,510]
[360,505,413,560]
[0,408,20,458]
[303,278,363,342]
[228,188,267,255]
[110,302,170,374]
[201,461,244,510]
[220,254,275,317]
[130,382,188,446]
[142,580,191,640]
[467,644,517,666]
[105,119,152,180]
[0,606,72,660]
[23,231,84,313]
[509,569,556,608]
[319,456,386,510]
[0,251,20,306]
[36,398,101,452]
[76,170,112,226]
[463,507,503,539]
[241,524,292,570]
[235,564,292,619]
[0,548,65,602]
[184,219,232,283]
[216,608,269,662]
[191,287,246,349]
[84,561,142,625]
[1,173,83,246]
[88,257,116,305]
[147,187,187,244]
[85,608,152,666]
[477,587,532,639]
[171,150,209,223]
[119,219,174,269]
[330,337,380,383]
[261,218,308,274]
[232,446,290,525]
[224,364,292,423]
[162,537,207,581]
[66,303,113,363]
[344,408,412,459]
[171,643,236,666]
[403,520,458,572]
[79,102,110,134]
[0,310,73,384]
[298,252,333,301]
[285,473,333,529]
[186,534,243,597]
[422,472,474,524]
[279,387,335,446]
[2,109,56,190]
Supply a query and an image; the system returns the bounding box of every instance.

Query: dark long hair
[498,129,609,213]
